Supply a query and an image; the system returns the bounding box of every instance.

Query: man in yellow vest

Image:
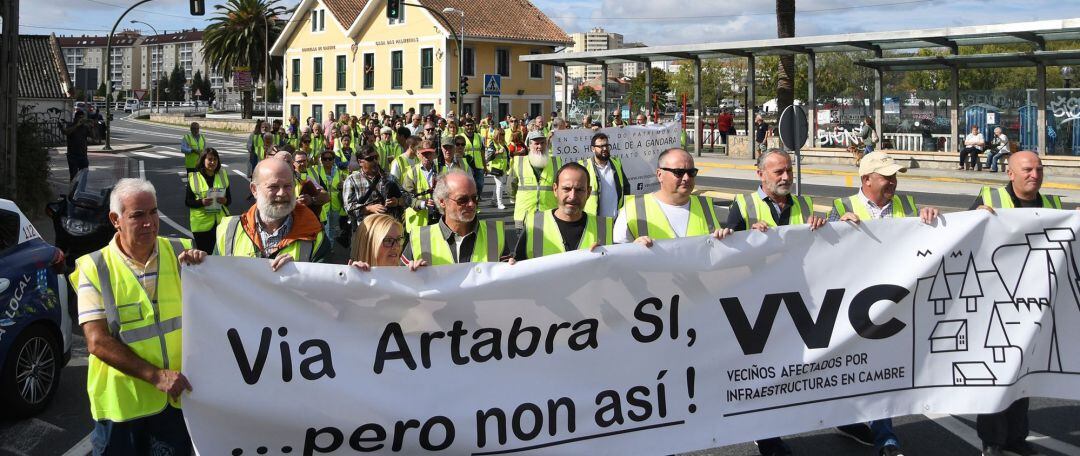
[375,126,402,170]
[969,150,1058,456]
[315,150,345,246]
[180,122,206,172]
[402,140,441,233]
[579,132,630,218]
[404,169,508,265]
[828,151,940,224]
[727,148,826,232]
[459,119,488,198]
[214,157,327,269]
[71,178,205,454]
[615,148,730,245]
[972,150,1062,213]
[510,130,562,225]
[513,162,613,260]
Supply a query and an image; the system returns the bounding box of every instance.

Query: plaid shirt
[342,171,402,221]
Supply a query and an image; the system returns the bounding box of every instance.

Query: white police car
[0,199,72,417]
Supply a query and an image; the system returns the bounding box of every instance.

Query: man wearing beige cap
[828,151,940,224]
[375,126,403,170]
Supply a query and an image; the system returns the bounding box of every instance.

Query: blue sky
[20,0,1080,46]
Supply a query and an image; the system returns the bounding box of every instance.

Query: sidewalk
[53,143,153,155]
[692,153,1080,201]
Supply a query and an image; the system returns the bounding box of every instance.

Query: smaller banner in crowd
[182,210,1080,455]
[550,122,683,195]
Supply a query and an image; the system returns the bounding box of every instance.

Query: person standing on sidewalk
[754,115,771,157]
[64,110,92,180]
[180,122,206,173]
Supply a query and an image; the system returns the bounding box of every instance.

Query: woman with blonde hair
[348,214,425,270]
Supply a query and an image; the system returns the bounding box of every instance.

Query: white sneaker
[497,203,506,210]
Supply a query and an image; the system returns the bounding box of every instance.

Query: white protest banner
[549,123,682,195]
[183,209,1080,456]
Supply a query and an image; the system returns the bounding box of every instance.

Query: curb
[696,161,1080,191]
[127,116,250,138]
[56,143,153,155]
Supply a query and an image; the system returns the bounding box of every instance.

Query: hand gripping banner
[182,209,1080,455]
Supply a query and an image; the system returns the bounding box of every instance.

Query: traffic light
[449,91,457,104]
[460,76,469,96]
[386,0,401,20]
[190,0,205,15]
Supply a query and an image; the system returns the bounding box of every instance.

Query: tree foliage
[202,0,290,117]
[626,67,670,112]
[577,85,598,104]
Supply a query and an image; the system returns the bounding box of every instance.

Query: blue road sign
[484,74,501,96]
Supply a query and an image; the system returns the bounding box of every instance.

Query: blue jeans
[472,168,486,196]
[324,210,341,250]
[871,418,899,451]
[985,150,1004,172]
[92,405,192,456]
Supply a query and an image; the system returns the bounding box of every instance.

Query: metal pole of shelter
[872,48,884,136]
[104,0,154,151]
[645,62,652,121]
[747,54,756,158]
[264,14,269,122]
[808,50,817,148]
[1037,63,1047,154]
[949,65,959,154]
[693,57,702,157]
[563,63,569,120]
[601,63,608,127]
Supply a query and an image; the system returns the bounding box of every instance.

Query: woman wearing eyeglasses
[348,214,425,270]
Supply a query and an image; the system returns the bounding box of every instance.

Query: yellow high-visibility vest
[511,155,562,222]
[187,171,230,233]
[71,237,190,422]
[978,186,1062,209]
[409,220,504,265]
[623,193,720,240]
[183,133,205,169]
[734,193,814,228]
[522,211,612,259]
[832,194,916,220]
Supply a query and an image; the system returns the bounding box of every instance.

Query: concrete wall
[148,113,256,133]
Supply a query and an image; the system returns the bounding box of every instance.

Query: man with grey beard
[214,157,328,269]
[726,148,826,232]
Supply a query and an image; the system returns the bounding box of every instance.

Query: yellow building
[270,0,571,123]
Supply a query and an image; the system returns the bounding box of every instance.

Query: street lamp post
[131,20,160,114]
[263,13,271,121]
[442,7,464,118]
[104,0,154,150]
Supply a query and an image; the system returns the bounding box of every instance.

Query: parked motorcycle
[45,168,116,272]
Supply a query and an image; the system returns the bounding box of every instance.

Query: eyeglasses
[592,144,611,150]
[381,236,404,248]
[448,194,480,205]
[659,167,699,178]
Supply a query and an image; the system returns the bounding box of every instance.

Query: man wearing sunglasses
[404,170,509,265]
[342,145,404,227]
[514,162,613,260]
[442,136,472,172]
[579,132,630,218]
[375,126,402,170]
[728,148,826,233]
[614,148,730,245]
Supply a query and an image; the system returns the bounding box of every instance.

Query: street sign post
[483,74,501,96]
[778,104,809,195]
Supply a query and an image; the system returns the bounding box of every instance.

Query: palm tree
[776,0,796,115]
[203,0,290,119]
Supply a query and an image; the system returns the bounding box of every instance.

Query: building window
[391,50,403,90]
[363,53,374,90]
[420,48,433,89]
[313,104,323,123]
[530,50,543,79]
[291,59,300,92]
[291,104,301,122]
[496,49,510,77]
[419,103,434,116]
[463,47,475,77]
[390,104,403,116]
[498,102,509,121]
[530,102,543,119]
[461,103,473,116]
[180,43,193,79]
[313,57,323,91]
[311,9,325,32]
[336,55,346,91]
[335,104,347,118]
[362,104,375,115]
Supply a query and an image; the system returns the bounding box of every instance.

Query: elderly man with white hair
[215,157,328,269]
[70,178,205,455]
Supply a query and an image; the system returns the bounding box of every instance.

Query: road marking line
[924,413,982,449]
[139,160,145,179]
[129,151,166,159]
[156,151,184,158]
[232,169,249,180]
[160,215,192,237]
[1028,431,1080,455]
[61,432,94,456]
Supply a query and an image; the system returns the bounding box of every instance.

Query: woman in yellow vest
[487,126,510,210]
[184,148,230,253]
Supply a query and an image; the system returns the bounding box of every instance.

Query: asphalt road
[3,115,1078,456]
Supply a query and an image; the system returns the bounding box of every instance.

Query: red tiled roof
[143,30,203,45]
[317,0,570,45]
[56,33,140,47]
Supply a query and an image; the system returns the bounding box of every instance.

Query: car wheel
[0,325,62,417]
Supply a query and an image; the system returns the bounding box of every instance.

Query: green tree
[168,65,187,102]
[626,67,670,112]
[192,71,205,100]
[203,0,290,118]
[154,76,170,102]
[95,82,106,99]
[268,80,281,103]
[577,85,598,104]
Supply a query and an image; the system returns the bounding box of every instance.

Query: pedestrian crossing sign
[484,74,501,96]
